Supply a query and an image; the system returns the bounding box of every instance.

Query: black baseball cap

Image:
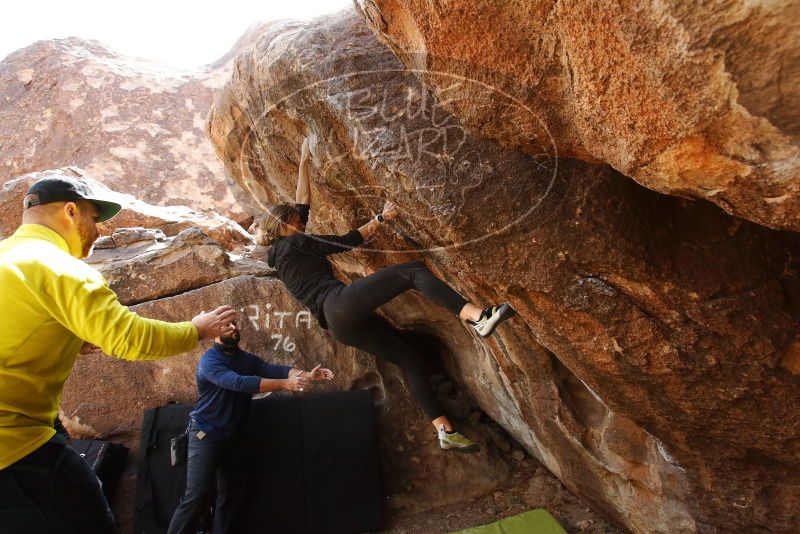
[24,175,122,222]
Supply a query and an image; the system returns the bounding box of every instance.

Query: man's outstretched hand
[308,364,334,381]
[191,306,238,341]
[286,373,313,392]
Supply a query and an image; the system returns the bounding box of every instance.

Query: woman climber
[251,138,515,452]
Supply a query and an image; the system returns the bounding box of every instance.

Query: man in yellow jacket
[0,174,238,534]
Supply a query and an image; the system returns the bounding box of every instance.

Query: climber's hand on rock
[382,201,399,221]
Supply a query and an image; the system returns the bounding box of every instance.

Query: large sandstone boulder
[0,140,586,529]
[87,226,270,305]
[206,11,800,533]
[0,35,263,223]
[353,0,800,233]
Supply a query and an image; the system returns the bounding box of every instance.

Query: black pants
[323,261,468,420]
[0,435,114,534]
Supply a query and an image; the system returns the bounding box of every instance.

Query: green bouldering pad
[451,509,567,534]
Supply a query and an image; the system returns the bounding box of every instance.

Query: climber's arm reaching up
[296,137,312,206]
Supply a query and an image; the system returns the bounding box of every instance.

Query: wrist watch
[374,213,385,223]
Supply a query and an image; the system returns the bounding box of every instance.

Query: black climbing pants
[323,261,468,420]
[0,435,114,534]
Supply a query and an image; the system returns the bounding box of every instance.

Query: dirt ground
[105,437,623,534]
[107,433,624,534]
[380,456,624,534]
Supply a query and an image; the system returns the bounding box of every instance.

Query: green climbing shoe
[438,427,480,453]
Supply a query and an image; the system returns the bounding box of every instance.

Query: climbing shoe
[467,303,516,337]
[438,426,479,453]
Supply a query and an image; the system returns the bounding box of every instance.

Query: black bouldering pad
[134,390,383,533]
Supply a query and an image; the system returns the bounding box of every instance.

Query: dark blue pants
[167,423,244,534]
[0,435,114,534]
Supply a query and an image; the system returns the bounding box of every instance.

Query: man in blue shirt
[167,321,333,534]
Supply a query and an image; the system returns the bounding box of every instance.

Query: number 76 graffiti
[270,334,296,352]
[241,304,312,353]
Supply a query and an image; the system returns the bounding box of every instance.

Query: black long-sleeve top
[266,204,364,329]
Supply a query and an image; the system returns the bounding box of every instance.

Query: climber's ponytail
[253,204,300,246]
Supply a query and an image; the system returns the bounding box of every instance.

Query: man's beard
[78,221,97,258]
[219,334,240,353]
[81,242,95,258]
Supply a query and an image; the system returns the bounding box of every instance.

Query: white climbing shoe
[468,303,516,337]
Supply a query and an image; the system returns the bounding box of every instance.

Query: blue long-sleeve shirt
[189,344,291,438]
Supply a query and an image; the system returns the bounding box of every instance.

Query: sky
[0,0,352,68]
